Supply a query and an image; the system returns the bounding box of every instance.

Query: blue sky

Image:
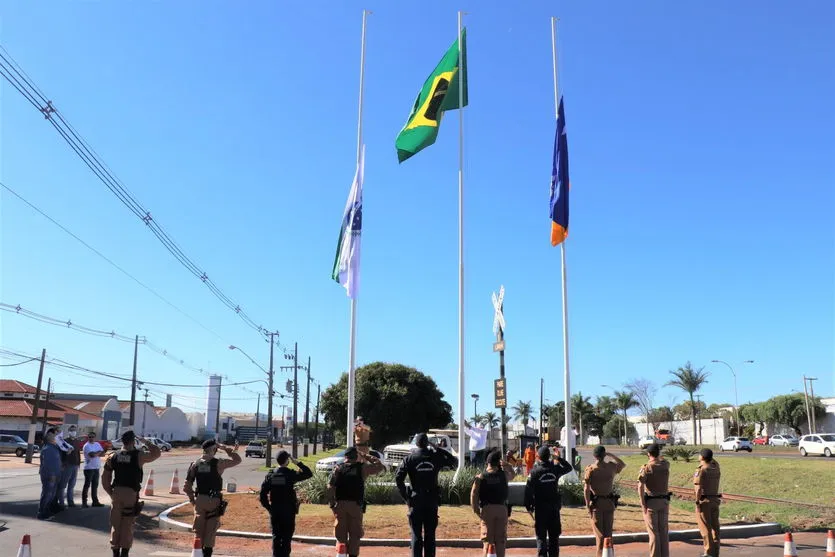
[1,1,833,425]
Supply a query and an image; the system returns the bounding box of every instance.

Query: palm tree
[571,392,594,445]
[512,400,534,430]
[482,411,499,439]
[614,390,639,445]
[472,413,485,428]
[666,361,710,444]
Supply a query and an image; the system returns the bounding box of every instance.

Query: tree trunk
[689,393,697,444]
[623,409,628,445]
[579,414,584,446]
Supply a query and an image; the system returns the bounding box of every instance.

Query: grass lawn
[258,447,344,472]
[169,494,709,537]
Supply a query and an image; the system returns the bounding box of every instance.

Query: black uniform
[259,462,313,557]
[395,447,457,557]
[524,458,574,557]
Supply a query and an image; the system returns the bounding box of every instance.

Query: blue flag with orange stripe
[550,96,570,246]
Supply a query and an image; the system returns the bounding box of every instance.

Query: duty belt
[645,492,672,501]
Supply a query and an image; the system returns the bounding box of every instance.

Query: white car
[145,437,172,451]
[316,449,387,473]
[798,434,835,457]
[768,434,799,447]
[719,436,753,452]
[638,436,664,449]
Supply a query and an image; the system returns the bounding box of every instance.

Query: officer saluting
[259,450,313,557]
[183,440,241,557]
[524,446,573,557]
[102,430,161,557]
[694,448,721,557]
[328,447,385,557]
[583,446,626,557]
[470,450,515,557]
[395,433,457,557]
[638,443,671,557]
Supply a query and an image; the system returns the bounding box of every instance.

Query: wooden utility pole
[41,378,53,434]
[130,335,139,426]
[26,349,47,463]
[303,356,311,457]
[313,383,321,455]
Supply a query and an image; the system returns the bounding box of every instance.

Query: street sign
[494,378,507,409]
[492,341,505,352]
[492,285,506,335]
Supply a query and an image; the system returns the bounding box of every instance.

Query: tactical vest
[269,467,297,508]
[479,469,508,506]
[194,457,222,496]
[531,463,560,505]
[333,462,364,502]
[112,449,143,491]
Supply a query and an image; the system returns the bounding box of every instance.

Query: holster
[122,500,144,517]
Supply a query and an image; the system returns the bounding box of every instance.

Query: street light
[711,360,753,436]
[471,393,480,420]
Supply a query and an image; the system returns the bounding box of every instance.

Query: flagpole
[551,16,574,462]
[456,9,466,477]
[346,8,369,448]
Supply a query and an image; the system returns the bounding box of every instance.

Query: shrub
[663,446,698,462]
[559,482,586,506]
[437,467,479,505]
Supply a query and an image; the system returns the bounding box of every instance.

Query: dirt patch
[168,494,711,538]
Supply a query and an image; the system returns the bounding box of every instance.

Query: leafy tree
[543,401,565,430]
[672,400,706,421]
[603,415,636,442]
[614,390,639,444]
[647,406,675,427]
[319,362,452,448]
[481,411,500,437]
[666,362,709,444]
[473,413,485,427]
[758,394,826,436]
[571,392,594,445]
[739,402,765,435]
[586,396,616,436]
[512,400,534,428]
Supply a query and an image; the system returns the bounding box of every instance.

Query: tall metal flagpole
[346,8,369,448]
[551,16,574,462]
[456,10,467,476]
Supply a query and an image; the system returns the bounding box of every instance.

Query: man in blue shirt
[38,428,62,520]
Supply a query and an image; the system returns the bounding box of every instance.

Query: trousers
[644,501,669,557]
[110,486,140,549]
[408,502,439,557]
[193,494,222,547]
[270,508,296,557]
[480,504,509,557]
[534,504,562,557]
[38,473,58,517]
[59,465,79,505]
[589,504,615,557]
[334,500,364,556]
[697,500,721,557]
[83,469,101,504]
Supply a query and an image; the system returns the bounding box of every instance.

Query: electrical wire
[0,357,38,367]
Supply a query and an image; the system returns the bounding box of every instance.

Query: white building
[205,375,222,433]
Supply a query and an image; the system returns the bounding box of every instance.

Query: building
[0,381,107,439]
[205,375,222,434]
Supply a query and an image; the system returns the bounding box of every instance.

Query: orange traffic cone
[143,469,155,496]
[783,532,798,557]
[602,537,616,557]
[826,530,835,557]
[190,537,204,557]
[16,534,32,557]
[486,544,497,557]
[335,542,347,557]
[169,468,181,494]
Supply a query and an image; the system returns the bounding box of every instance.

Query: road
[575,445,831,461]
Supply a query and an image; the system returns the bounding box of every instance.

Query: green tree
[759,394,826,436]
[672,400,707,421]
[739,402,765,436]
[473,413,485,427]
[482,411,499,439]
[319,362,453,448]
[512,400,534,428]
[586,396,616,436]
[666,362,710,444]
[614,390,639,445]
[571,392,594,445]
[543,401,565,430]
[603,415,636,442]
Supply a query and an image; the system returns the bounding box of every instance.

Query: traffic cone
[335,542,347,557]
[486,544,497,557]
[143,469,155,496]
[16,535,31,557]
[826,530,835,557]
[602,537,616,557]
[169,468,181,494]
[783,532,797,557]
[191,537,203,557]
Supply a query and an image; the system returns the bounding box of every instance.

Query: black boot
[119,549,130,557]
[112,549,119,557]
[202,548,213,557]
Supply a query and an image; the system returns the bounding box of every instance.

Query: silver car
[768,434,799,447]
[0,434,36,457]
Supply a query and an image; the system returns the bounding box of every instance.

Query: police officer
[525,446,573,557]
[470,449,515,557]
[583,446,626,557]
[183,440,241,557]
[694,448,721,557]
[638,443,670,557]
[395,433,457,557]
[259,450,313,557]
[327,447,385,557]
[102,430,161,557]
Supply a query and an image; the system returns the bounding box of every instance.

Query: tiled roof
[0,380,37,394]
[0,399,101,421]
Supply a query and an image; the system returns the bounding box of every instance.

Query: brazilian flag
[395,29,468,163]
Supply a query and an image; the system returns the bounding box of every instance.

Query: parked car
[798,434,835,457]
[316,449,387,473]
[145,437,172,451]
[245,442,266,458]
[768,434,799,447]
[0,434,37,457]
[752,436,769,445]
[674,437,687,446]
[719,436,753,452]
[638,436,665,449]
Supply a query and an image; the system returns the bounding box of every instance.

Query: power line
[0,48,280,344]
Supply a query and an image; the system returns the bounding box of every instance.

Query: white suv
[798,434,835,457]
[719,436,753,452]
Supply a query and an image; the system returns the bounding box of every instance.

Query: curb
[158,502,782,547]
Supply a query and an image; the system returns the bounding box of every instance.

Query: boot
[203,548,213,557]
[119,549,130,557]
[112,549,120,557]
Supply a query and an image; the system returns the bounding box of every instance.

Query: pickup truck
[383,432,461,469]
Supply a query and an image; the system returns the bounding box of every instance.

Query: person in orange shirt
[523,444,536,476]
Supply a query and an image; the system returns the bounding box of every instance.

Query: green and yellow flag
[395,29,468,163]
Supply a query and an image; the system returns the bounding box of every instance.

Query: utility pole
[266,332,276,468]
[142,389,150,435]
[41,378,53,435]
[255,393,261,440]
[313,383,321,455]
[539,378,544,442]
[26,349,46,463]
[130,335,139,426]
[214,377,222,441]
[292,342,299,459]
[808,377,818,433]
[802,376,813,435]
[303,356,311,457]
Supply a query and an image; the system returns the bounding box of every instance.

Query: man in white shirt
[464,421,489,468]
[82,432,105,507]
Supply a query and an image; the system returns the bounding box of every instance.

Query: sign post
[492,286,508,454]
